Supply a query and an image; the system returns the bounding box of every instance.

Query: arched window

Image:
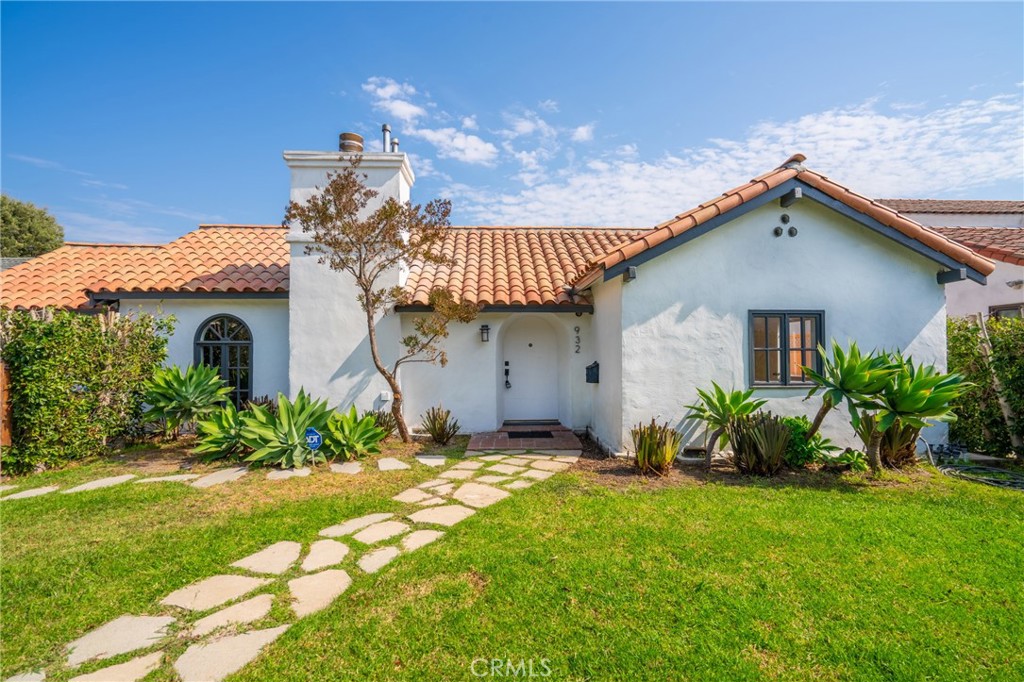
[194,315,252,407]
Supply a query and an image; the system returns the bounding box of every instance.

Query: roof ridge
[63,242,164,248]
[198,224,287,229]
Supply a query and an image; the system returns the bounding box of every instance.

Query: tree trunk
[362,299,413,443]
[390,390,409,442]
[706,426,725,469]
[805,397,833,442]
[866,424,883,473]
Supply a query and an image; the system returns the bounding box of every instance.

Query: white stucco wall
[125,298,289,398]
[398,312,594,433]
[945,260,1024,318]
[597,198,950,453]
[285,151,412,412]
[590,277,623,452]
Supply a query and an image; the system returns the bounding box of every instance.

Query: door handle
[505,362,511,389]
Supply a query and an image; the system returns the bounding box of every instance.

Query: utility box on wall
[585,361,599,384]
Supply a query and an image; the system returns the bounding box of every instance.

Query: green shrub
[365,409,397,440]
[246,394,279,418]
[241,389,334,468]
[421,405,459,444]
[327,407,387,460]
[780,415,838,468]
[684,382,767,464]
[0,308,171,473]
[630,418,682,474]
[194,402,248,461]
[989,316,1024,453]
[728,412,790,476]
[144,364,230,438]
[947,318,1012,454]
[824,449,869,472]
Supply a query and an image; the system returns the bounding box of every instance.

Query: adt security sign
[305,427,323,451]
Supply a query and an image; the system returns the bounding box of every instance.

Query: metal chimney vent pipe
[391,138,400,152]
[339,132,364,153]
[382,124,391,152]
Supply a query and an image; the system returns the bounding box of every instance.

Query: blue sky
[2,2,1022,243]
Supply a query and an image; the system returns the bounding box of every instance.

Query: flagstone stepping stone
[66,615,175,667]
[554,456,580,463]
[521,469,555,481]
[288,569,352,617]
[487,464,527,475]
[69,651,162,682]
[378,457,410,471]
[452,482,511,509]
[475,475,510,484]
[439,469,475,480]
[521,455,555,460]
[5,671,44,681]
[2,486,58,500]
[61,474,136,494]
[191,467,247,489]
[407,504,476,527]
[230,541,301,575]
[301,539,349,572]
[478,454,506,461]
[529,460,571,472]
[319,512,393,538]
[497,449,529,454]
[191,594,273,637]
[505,480,535,490]
[451,460,485,470]
[357,546,401,573]
[161,575,271,612]
[535,449,582,456]
[415,496,445,506]
[392,487,434,503]
[423,482,454,495]
[352,520,409,544]
[499,457,532,466]
[417,478,448,489]
[0,485,18,494]
[136,474,201,484]
[464,450,489,457]
[402,529,444,552]
[267,467,310,480]
[330,461,362,475]
[414,455,446,467]
[174,625,289,682]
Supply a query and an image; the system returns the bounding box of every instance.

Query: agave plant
[855,357,970,472]
[144,364,231,439]
[421,405,460,445]
[728,411,789,476]
[241,389,334,468]
[327,407,387,461]
[685,382,767,467]
[194,401,248,461]
[631,419,683,475]
[364,409,398,440]
[802,341,899,442]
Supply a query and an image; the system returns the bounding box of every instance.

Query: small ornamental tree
[284,159,478,442]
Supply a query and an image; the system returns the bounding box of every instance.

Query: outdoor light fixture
[480,324,490,342]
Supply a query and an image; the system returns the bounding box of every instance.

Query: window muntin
[750,311,823,386]
[194,315,253,407]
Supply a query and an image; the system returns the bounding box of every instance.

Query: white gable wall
[124,298,289,398]
[596,198,949,452]
[946,260,1024,318]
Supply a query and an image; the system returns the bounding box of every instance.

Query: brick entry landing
[467,424,582,451]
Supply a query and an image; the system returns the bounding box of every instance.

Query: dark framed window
[749,311,824,386]
[990,303,1023,319]
[194,314,252,407]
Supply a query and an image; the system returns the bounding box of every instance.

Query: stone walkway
[4,448,580,682]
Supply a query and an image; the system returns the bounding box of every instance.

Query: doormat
[507,431,554,439]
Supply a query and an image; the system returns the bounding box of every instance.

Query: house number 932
[574,326,581,354]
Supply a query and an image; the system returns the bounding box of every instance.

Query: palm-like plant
[194,401,248,461]
[802,341,899,442]
[241,389,334,469]
[855,358,970,471]
[144,364,231,439]
[326,407,387,461]
[685,382,767,467]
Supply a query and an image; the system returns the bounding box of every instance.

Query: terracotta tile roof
[572,155,997,289]
[878,199,1024,214]
[1,225,288,311]
[405,227,647,307]
[932,226,1024,266]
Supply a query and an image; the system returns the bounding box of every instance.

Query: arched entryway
[501,317,560,422]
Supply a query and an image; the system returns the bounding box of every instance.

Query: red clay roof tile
[878,199,1024,214]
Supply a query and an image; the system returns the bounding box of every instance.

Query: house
[0,131,1000,453]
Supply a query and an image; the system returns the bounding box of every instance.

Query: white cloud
[58,211,173,243]
[447,94,1024,227]
[410,127,499,166]
[571,124,595,142]
[538,99,559,113]
[461,115,478,130]
[362,76,427,124]
[500,110,557,140]
[81,178,129,190]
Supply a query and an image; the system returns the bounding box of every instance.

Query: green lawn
[2,448,1022,681]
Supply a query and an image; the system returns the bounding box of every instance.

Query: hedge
[0,308,173,473]
[947,316,1024,456]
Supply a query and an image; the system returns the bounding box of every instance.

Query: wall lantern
[480,324,490,342]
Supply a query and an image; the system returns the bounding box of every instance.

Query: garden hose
[918,436,1024,492]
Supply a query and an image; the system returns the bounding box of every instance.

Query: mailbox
[585,362,599,384]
